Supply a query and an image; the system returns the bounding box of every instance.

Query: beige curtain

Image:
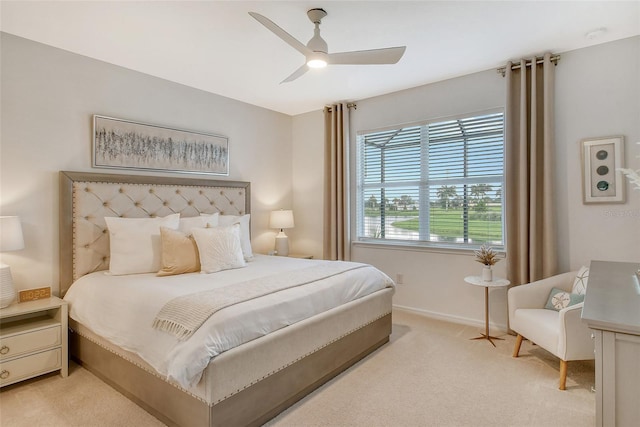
[505,53,558,285]
[323,103,351,261]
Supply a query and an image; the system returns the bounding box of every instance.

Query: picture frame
[93,115,229,176]
[581,136,625,204]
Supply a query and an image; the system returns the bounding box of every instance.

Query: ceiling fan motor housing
[307,8,328,53]
[307,8,327,24]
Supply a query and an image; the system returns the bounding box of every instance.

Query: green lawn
[369,206,502,242]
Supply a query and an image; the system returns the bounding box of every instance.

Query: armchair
[508,271,594,390]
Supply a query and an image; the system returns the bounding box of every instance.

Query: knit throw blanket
[152,261,366,340]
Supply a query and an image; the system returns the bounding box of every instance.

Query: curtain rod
[497,54,561,77]
[325,103,357,112]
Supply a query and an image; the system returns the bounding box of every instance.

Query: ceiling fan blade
[328,46,406,65]
[281,64,309,83]
[249,12,312,57]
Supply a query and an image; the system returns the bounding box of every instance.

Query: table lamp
[269,210,294,256]
[0,216,25,308]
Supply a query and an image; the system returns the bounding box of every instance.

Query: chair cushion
[511,308,560,357]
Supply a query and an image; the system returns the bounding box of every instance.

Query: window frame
[355,108,506,251]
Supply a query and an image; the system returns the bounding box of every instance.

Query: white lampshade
[0,216,25,252]
[0,216,23,308]
[269,210,295,230]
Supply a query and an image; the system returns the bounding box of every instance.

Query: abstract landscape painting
[93,115,229,175]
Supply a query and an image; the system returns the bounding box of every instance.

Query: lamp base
[0,264,16,308]
[274,232,290,257]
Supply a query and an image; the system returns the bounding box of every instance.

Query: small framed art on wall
[581,136,625,204]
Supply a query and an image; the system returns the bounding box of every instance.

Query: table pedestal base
[464,275,511,349]
[470,334,503,347]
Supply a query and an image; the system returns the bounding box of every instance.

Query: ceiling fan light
[306,51,328,68]
[307,58,327,68]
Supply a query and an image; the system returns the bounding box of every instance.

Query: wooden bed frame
[59,171,393,427]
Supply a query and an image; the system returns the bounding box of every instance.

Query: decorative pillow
[191,224,246,274]
[179,213,219,234]
[218,214,253,260]
[157,227,200,277]
[105,213,180,275]
[571,266,589,296]
[544,287,585,311]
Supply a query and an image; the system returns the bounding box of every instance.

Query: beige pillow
[157,227,200,277]
[192,224,246,274]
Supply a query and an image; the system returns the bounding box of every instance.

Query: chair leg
[559,360,568,390]
[512,334,523,357]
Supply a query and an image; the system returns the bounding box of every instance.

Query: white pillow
[191,224,246,274]
[105,213,180,275]
[572,266,589,295]
[179,213,219,234]
[218,214,253,260]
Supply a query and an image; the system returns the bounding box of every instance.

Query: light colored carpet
[0,309,595,426]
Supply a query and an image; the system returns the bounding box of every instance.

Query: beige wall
[291,110,324,258]
[0,33,293,295]
[555,36,640,269]
[292,36,640,331]
[2,31,638,330]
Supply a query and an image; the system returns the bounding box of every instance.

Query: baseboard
[392,304,508,332]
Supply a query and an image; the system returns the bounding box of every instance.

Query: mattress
[63,255,395,391]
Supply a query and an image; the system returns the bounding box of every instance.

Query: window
[356,110,504,249]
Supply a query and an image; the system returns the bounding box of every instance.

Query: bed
[59,171,394,427]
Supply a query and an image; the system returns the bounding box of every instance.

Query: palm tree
[436,185,458,210]
[470,184,492,212]
[366,195,378,209]
[398,195,414,211]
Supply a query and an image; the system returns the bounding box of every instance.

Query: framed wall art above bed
[93,115,229,176]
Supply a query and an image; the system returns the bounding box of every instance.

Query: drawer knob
[0,370,9,379]
[0,345,9,355]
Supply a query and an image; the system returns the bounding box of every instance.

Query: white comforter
[64,255,394,388]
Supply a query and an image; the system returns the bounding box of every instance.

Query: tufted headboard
[59,171,250,296]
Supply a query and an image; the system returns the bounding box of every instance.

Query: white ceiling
[1,1,639,116]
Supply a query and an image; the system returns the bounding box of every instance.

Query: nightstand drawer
[0,348,62,387]
[0,325,61,362]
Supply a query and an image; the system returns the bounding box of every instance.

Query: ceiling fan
[249,8,406,83]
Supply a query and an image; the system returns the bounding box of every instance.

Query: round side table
[464,275,510,347]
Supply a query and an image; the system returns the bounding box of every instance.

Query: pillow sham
[544,287,585,311]
[179,213,219,234]
[157,227,201,277]
[191,224,246,274]
[218,214,253,260]
[105,213,180,275]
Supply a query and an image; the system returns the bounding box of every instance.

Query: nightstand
[0,296,68,387]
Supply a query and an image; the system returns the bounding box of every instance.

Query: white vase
[482,265,493,282]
